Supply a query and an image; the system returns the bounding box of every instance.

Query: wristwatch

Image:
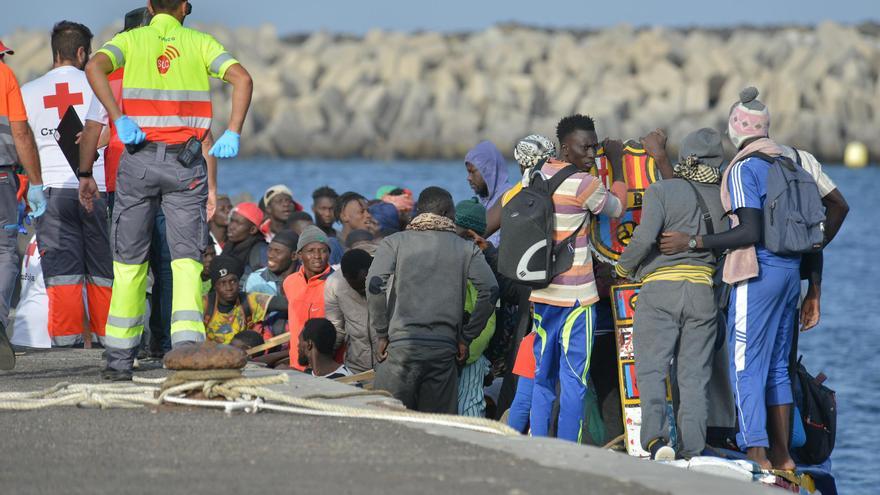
[77,170,93,178]
[688,236,698,250]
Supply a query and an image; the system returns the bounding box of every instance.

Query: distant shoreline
[6,21,879,162]
[275,20,880,43]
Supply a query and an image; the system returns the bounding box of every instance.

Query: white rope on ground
[132,376,167,385]
[0,382,160,410]
[0,371,519,437]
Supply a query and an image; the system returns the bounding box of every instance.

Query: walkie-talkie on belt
[176,137,203,168]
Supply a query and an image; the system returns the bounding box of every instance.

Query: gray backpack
[746,152,825,255]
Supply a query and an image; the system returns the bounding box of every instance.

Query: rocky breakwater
[5,22,879,161]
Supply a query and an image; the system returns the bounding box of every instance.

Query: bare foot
[746,447,773,471]
[768,448,796,471]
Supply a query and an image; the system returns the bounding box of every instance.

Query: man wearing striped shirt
[528,115,626,442]
[616,128,729,460]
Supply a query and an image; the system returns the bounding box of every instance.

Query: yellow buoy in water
[844,141,869,168]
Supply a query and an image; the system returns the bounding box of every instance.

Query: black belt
[138,141,186,153]
[126,141,186,155]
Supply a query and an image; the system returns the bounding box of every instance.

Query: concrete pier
[0,349,772,494]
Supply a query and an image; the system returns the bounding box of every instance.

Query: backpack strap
[743,151,796,171]
[681,179,714,236]
[544,164,581,193]
[543,164,588,245]
[204,291,217,323]
[742,151,775,164]
[546,165,591,278]
[681,179,722,260]
[239,292,253,321]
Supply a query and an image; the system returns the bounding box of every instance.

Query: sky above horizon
[1,0,877,36]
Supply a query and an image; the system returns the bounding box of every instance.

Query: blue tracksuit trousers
[507,376,533,433]
[728,263,800,449]
[531,303,594,442]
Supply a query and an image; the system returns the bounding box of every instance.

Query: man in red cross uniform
[20,21,113,347]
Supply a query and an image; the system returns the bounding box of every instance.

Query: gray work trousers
[105,143,208,372]
[112,144,208,265]
[374,342,459,414]
[633,280,717,458]
[0,166,18,329]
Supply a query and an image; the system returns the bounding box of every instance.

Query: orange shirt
[282,265,333,370]
[0,63,28,122]
[1,63,26,169]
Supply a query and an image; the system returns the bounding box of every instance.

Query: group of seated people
[197,184,416,376]
[192,179,516,420]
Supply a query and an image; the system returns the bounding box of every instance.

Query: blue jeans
[148,210,173,354]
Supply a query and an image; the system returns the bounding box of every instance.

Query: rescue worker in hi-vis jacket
[82,0,253,380]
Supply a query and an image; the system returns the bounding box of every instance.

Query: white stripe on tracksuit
[733,280,750,446]
[730,162,746,209]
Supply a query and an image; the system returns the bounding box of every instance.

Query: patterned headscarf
[673,155,722,184]
[514,134,556,171]
[406,213,456,233]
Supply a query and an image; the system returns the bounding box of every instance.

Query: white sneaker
[649,440,676,461]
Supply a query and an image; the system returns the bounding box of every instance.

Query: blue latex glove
[114,115,146,145]
[209,130,240,158]
[17,201,31,233]
[27,183,47,219]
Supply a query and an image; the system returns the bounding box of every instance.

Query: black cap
[271,230,299,251]
[123,8,152,32]
[210,255,244,285]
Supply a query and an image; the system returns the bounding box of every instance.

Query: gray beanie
[678,128,725,169]
[296,225,329,252]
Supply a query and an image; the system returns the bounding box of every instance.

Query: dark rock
[163,341,247,370]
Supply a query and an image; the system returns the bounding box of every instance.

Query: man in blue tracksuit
[525,115,626,442]
[661,88,808,470]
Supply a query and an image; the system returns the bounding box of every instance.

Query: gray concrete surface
[0,349,772,495]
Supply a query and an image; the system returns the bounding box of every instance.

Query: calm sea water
[222,158,877,493]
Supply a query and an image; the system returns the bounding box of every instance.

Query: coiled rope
[0,370,518,436]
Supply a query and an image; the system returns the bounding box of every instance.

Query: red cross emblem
[43,82,83,119]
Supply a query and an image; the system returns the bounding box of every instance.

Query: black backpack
[793,356,837,465]
[498,161,583,289]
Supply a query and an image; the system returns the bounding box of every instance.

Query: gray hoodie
[367,230,499,347]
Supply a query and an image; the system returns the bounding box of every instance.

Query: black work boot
[0,323,15,371]
[101,367,133,381]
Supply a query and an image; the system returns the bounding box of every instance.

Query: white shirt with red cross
[20,65,106,191]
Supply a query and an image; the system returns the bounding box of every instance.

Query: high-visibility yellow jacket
[97,13,238,144]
